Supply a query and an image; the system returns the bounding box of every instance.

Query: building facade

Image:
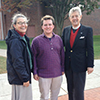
[0,1,100,40]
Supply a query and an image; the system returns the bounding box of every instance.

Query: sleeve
[10,39,29,83]
[31,38,39,75]
[86,27,94,68]
[59,37,65,72]
[62,28,65,46]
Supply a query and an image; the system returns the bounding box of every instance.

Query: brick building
[0,1,100,40]
[0,1,44,40]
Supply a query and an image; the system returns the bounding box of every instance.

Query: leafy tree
[38,0,100,36]
[0,0,33,13]
[0,0,100,36]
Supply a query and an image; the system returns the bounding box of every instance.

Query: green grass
[93,35,100,59]
[0,36,100,74]
[29,38,34,45]
[0,56,7,74]
[0,40,7,49]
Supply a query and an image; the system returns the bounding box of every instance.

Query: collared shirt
[72,23,81,30]
[31,33,64,78]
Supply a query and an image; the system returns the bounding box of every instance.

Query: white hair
[69,6,82,17]
[11,13,29,29]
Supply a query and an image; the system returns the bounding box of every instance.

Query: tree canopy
[38,0,100,36]
[0,0,33,13]
[0,0,100,36]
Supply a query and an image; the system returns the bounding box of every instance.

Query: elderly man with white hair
[62,6,94,100]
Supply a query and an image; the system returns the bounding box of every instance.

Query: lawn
[0,35,100,74]
[0,56,7,73]
[93,35,100,59]
[0,40,7,49]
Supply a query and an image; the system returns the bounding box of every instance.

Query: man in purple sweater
[31,15,65,100]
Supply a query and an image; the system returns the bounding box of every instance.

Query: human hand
[87,67,94,74]
[23,81,29,87]
[62,72,64,75]
[34,74,39,81]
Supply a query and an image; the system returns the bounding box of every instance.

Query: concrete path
[58,87,100,100]
[0,49,100,100]
[0,49,7,57]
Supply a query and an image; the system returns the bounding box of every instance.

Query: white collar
[72,24,81,30]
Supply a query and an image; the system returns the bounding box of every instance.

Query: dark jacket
[5,29,33,85]
[62,24,94,73]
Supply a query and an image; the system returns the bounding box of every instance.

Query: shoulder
[31,34,43,46]
[8,36,21,46]
[11,39,23,50]
[32,34,41,41]
[34,34,43,40]
[62,26,71,35]
[54,34,63,43]
[55,34,60,38]
[54,34,62,40]
[81,25,92,30]
[63,25,71,30]
[81,25,93,36]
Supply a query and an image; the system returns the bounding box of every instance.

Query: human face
[13,17,28,33]
[42,19,54,35]
[69,11,82,28]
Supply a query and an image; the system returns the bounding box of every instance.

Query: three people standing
[6,6,94,100]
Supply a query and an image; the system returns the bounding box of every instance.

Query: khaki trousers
[39,76,62,100]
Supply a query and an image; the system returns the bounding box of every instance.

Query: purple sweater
[31,33,65,78]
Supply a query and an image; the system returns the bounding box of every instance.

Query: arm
[59,37,65,74]
[33,74,39,81]
[86,27,94,74]
[31,38,39,76]
[62,28,65,47]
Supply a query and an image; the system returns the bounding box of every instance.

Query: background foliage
[1,0,100,36]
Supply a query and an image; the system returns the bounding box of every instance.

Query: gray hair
[69,6,82,17]
[11,13,29,29]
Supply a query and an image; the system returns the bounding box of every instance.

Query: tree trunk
[56,24,62,36]
[55,18,64,36]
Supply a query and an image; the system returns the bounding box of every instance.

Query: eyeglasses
[16,21,28,25]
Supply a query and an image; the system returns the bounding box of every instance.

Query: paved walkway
[58,88,100,100]
[0,49,100,100]
[0,49,7,57]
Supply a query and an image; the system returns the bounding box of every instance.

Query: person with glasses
[5,13,33,100]
[62,6,94,100]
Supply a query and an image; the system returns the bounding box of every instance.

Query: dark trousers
[65,68,86,100]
